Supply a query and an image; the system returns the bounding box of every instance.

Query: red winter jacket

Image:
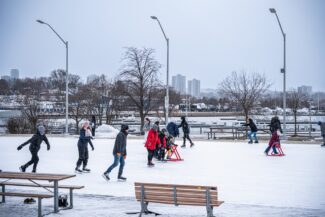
[145,129,160,150]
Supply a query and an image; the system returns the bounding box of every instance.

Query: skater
[318,121,325,147]
[157,129,168,161]
[145,124,160,167]
[143,118,151,140]
[17,125,50,173]
[178,116,194,148]
[264,116,282,155]
[102,124,129,181]
[75,122,94,173]
[90,115,96,137]
[242,118,259,143]
[153,121,161,158]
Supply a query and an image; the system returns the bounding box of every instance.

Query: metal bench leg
[38,198,42,217]
[69,188,73,208]
[1,185,5,203]
[54,181,59,213]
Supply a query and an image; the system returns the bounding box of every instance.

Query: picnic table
[0,171,76,213]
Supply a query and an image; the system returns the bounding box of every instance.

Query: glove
[124,155,127,160]
[117,153,121,156]
[47,146,50,151]
[17,145,23,151]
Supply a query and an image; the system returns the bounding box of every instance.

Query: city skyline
[1,0,324,91]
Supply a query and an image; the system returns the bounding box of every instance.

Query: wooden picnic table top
[0,171,76,182]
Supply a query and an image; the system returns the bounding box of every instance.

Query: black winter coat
[243,120,258,132]
[179,120,190,134]
[113,131,128,156]
[269,117,282,133]
[20,133,50,152]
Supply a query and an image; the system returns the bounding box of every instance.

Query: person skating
[178,116,194,148]
[317,121,325,147]
[157,129,168,162]
[242,118,259,143]
[75,122,94,173]
[90,115,96,137]
[17,125,50,173]
[143,118,151,141]
[264,116,282,155]
[102,124,129,181]
[145,124,160,167]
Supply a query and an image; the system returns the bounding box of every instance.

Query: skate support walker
[166,145,183,161]
[267,142,285,156]
[129,182,224,217]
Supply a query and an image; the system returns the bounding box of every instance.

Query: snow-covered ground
[0,136,325,216]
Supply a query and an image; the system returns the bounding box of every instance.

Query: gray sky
[0,0,324,91]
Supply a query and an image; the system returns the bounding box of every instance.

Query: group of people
[143,116,194,167]
[15,115,325,180]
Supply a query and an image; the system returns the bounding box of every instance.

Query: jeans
[248,131,258,142]
[104,154,125,177]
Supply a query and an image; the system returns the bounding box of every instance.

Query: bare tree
[219,71,271,120]
[287,89,308,136]
[119,47,161,132]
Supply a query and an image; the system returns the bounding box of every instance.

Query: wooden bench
[133,182,224,217]
[0,181,84,209]
[0,191,53,217]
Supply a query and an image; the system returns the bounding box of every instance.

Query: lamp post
[150,16,169,125]
[37,19,69,134]
[269,8,287,138]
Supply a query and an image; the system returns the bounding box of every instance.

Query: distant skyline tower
[188,78,201,98]
[172,74,186,94]
[10,69,19,79]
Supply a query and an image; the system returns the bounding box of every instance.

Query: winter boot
[248,140,253,144]
[254,140,259,144]
[102,173,110,181]
[321,144,325,147]
[19,166,26,172]
[118,176,127,181]
[190,143,194,148]
[181,144,186,148]
[147,162,155,167]
[32,169,36,173]
[75,166,82,174]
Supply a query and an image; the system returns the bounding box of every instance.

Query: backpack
[167,122,179,137]
[58,194,69,207]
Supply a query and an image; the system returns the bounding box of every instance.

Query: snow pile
[95,124,119,138]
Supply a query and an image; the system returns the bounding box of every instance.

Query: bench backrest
[134,182,221,207]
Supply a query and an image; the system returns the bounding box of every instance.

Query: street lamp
[150,16,169,125]
[37,19,69,135]
[269,8,287,138]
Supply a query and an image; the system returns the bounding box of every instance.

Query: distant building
[188,79,200,98]
[1,75,10,82]
[87,74,99,84]
[10,69,19,79]
[298,85,312,96]
[172,74,186,94]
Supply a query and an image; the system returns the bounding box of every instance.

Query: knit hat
[121,124,129,131]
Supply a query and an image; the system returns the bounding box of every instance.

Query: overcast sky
[0,0,324,91]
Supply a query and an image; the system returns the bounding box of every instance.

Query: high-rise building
[10,69,19,79]
[188,79,201,98]
[172,74,186,94]
[87,74,99,84]
[298,85,312,96]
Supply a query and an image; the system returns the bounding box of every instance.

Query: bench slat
[135,182,217,190]
[135,198,224,207]
[135,186,217,194]
[0,182,84,189]
[135,194,219,204]
[135,191,218,200]
[0,192,53,199]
